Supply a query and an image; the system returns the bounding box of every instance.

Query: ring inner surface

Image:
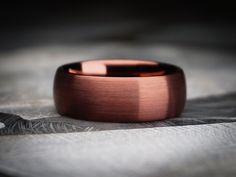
[66,60,178,77]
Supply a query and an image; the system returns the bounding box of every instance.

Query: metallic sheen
[53,59,186,122]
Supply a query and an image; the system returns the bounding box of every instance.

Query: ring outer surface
[53,60,186,122]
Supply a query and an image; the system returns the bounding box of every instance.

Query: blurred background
[0,1,236,50]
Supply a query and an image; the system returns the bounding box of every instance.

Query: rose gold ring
[53,59,186,122]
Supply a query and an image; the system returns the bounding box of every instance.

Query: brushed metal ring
[53,59,186,122]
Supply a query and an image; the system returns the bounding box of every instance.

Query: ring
[53,59,186,122]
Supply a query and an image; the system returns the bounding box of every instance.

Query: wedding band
[53,59,186,122]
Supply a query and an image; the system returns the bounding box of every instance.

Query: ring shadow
[0,92,236,135]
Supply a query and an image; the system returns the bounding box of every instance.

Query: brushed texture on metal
[54,59,186,122]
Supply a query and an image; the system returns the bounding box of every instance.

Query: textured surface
[0,20,236,177]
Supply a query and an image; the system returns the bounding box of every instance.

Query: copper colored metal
[53,59,186,122]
